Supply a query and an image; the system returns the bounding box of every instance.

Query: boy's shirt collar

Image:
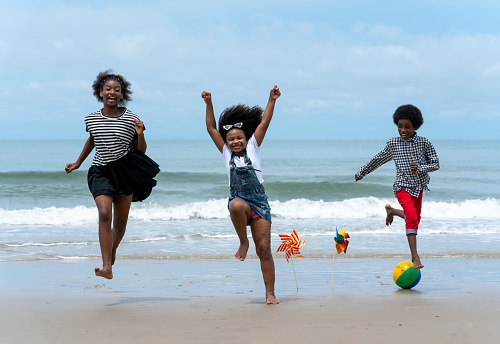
[399,132,418,142]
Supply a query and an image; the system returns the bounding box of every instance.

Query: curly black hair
[218,104,263,142]
[393,104,423,130]
[92,69,132,105]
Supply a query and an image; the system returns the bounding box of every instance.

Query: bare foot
[412,257,424,269]
[385,204,394,226]
[95,267,113,279]
[266,294,279,305]
[235,242,249,261]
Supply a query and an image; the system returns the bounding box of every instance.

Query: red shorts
[395,189,423,235]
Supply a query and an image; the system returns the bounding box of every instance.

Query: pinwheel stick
[291,256,299,291]
[331,253,336,290]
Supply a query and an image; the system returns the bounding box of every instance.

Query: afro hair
[218,104,263,142]
[393,104,423,130]
[92,69,132,105]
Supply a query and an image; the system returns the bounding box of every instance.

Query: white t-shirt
[222,135,263,185]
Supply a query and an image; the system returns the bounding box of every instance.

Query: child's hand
[65,162,80,174]
[410,163,418,172]
[270,85,281,100]
[134,118,144,135]
[201,91,212,104]
[355,174,363,182]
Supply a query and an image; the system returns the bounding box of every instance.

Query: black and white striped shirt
[85,108,141,166]
[356,133,440,197]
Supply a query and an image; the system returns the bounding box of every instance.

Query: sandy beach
[1,258,498,344]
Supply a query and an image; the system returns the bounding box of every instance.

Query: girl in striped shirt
[65,70,160,279]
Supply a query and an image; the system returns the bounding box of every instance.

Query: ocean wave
[2,170,497,203]
[0,206,97,226]
[272,197,500,219]
[4,241,92,247]
[0,170,222,183]
[1,197,499,226]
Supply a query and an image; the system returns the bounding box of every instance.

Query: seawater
[1,139,499,262]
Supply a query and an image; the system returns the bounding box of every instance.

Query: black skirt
[87,150,160,202]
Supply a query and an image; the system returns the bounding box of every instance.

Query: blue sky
[1,0,499,140]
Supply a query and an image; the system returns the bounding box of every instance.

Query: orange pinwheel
[276,229,306,262]
[277,229,306,291]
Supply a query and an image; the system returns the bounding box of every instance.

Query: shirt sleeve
[417,140,439,173]
[247,135,259,153]
[357,141,393,178]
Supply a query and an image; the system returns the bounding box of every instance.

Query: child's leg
[228,198,252,261]
[250,218,278,305]
[385,204,405,226]
[409,191,424,269]
[396,190,424,269]
[407,234,423,269]
[413,191,423,227]
[94,194,114,279]
[111,194,133,265]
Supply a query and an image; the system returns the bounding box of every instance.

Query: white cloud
[1,1,500,139]
[26,82,45,93]
[305,99,329,109]
[482,61,500,77]
[112,34,156,58]
[367,24,409,42]
[50,38,75,50]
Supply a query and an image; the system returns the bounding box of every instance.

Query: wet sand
[1,258,499,343]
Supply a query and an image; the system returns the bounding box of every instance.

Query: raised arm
[254,85,281,146]
[202,91,224,152]
[65,134,95,174]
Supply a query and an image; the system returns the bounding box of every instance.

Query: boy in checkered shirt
[355,105,439,269]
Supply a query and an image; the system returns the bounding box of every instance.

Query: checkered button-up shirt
[356,133,439,197]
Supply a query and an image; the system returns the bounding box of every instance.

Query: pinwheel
[334,227,350,254]
[276,229,306,290]
[332,227,350,289]
[276,229,306,262]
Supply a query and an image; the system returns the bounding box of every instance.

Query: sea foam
[1,197,499,226]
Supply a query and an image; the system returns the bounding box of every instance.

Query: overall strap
[243,150,251,168]
[229,151,239,168]
[230,150,251,168]
[230,150,261,172]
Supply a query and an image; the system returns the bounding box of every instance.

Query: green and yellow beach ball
[393,261,421,289]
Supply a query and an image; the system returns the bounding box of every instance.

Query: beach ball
[392,261,421,289]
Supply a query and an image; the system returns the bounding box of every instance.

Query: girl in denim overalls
[202,86,281,305]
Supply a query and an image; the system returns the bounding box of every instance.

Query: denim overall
[228,151,272,223]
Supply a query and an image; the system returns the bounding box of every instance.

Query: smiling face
[225,128,248,156]
[397,119,416,140]
[99,79,123,108]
